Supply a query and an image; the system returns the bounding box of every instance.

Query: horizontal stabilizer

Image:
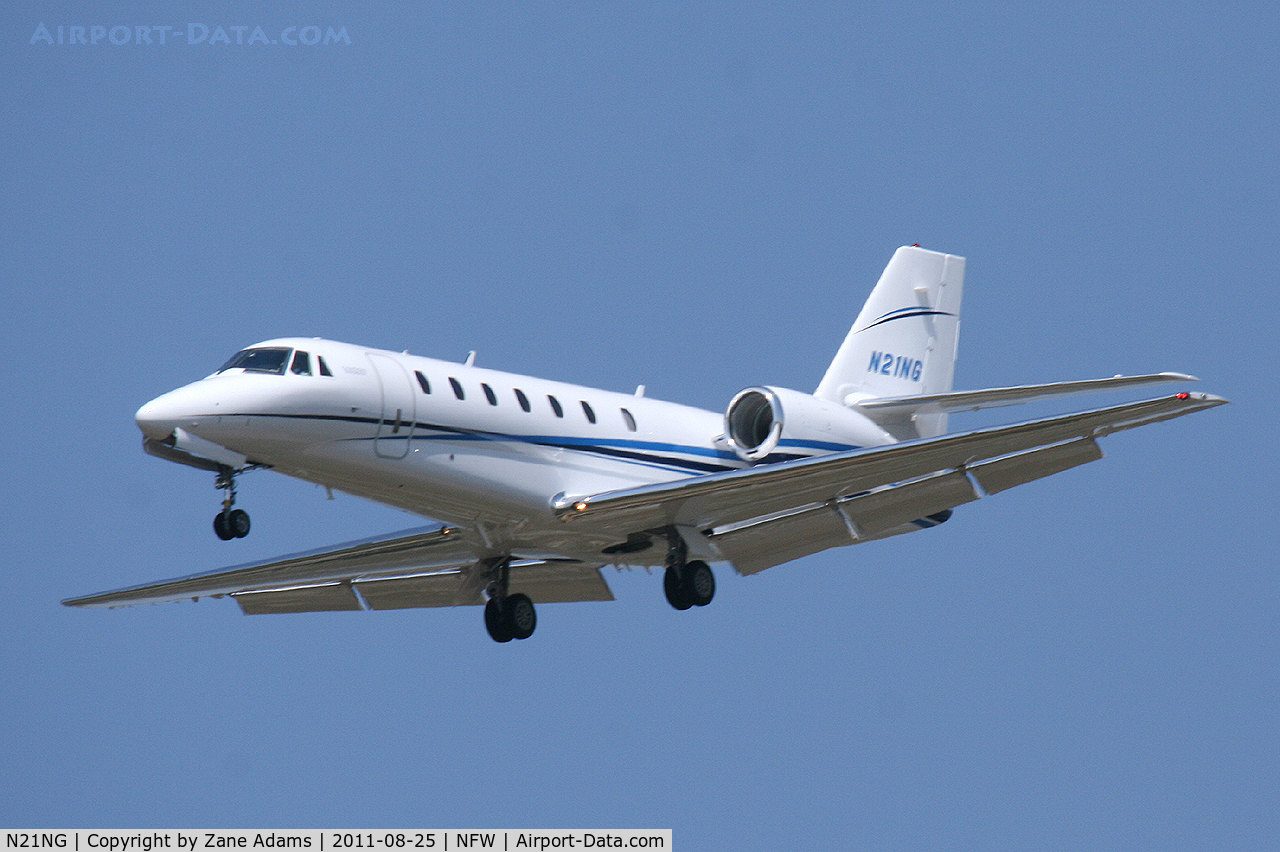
[852,372,1198,415]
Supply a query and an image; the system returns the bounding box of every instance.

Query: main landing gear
[661,530,716,611]
[484,594,537,643]
[483,557,537,643]
[664,560,715,610]
[212,465,251,540]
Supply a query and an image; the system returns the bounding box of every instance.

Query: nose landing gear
[212,465,251,540]
[213,508,250,540]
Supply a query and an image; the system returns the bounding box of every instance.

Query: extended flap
[970,438,1102,495]
[712,505,855,576]
[841,470,979,537]
[233,582,363,614]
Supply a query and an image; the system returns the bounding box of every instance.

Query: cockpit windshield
[217,347,292,375]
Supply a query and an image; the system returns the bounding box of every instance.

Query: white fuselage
[135,338,881,565]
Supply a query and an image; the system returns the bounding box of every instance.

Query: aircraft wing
[555,392,1227,574]
[63,525,613,613]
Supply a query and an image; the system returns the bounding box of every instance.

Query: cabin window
[482,383,498,406]
[449,378,465,400]
[415,371,431,394]
[317,356,333,377]
[581,400,597,424]
[290,351,312,375]
[621,408,637,432]
[217,347,291,375]
[548,395,563,417]
[514,388,531,412]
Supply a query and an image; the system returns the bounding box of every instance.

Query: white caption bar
[2,832,671,852]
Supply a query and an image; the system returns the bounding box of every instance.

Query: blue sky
[2,3,1275,848]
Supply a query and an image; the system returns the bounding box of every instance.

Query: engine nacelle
[724,386,894,463]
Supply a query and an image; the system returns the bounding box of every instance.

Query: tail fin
[815,246,965,438]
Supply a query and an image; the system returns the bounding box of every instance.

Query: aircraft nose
[135,388,197,440]
[136,380,228,440]
[136,396,176,440]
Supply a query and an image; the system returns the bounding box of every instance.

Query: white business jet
[65,246,1226,641]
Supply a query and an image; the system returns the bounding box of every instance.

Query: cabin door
[367,354,416,459]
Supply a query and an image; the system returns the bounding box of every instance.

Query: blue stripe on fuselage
[203,411,862,476]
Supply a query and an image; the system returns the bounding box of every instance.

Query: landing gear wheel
[480,557,538,643]
[664,561,715,610]
[484,597,514,643]
[212,465,254,540]
[664,567,694,611]
[228,509,251,538]
[685,560,716,607]
[483,594,538,642]
[506,593,537,640]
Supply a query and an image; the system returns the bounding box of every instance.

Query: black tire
[213,512,234,541]
[506,593,537,640]
[228,509,251,538]
[664,567,694,611]
[685,560,715,607]
[484,597,513,643]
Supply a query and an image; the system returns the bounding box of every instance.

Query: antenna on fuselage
[464,351,476,366]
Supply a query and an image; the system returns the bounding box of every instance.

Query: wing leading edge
[63,524,613,613]
[555,392,1227,573]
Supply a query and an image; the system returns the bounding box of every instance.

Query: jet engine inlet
[725,387,782,462]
